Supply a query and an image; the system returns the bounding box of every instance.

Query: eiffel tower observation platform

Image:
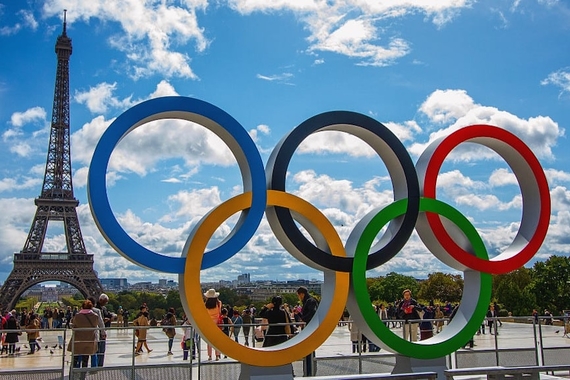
[1,319,570,380]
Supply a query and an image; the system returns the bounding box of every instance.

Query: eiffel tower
[0,11,103,311]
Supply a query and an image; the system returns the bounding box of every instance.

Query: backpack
[161,314,174,333]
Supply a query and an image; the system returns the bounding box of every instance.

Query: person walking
[162,307,177,355]
[487,305,498,335]
[133,310,153,355]
[204,288,223,361]
[241,309,252,346]
[435,305,445,333]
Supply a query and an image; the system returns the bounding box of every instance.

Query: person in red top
[397,289,421,342]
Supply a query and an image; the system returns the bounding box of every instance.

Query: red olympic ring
[419,125,550,274]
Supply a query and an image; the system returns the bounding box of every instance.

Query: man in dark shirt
[297,286,318,376]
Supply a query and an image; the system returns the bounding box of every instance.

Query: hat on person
[204,288,220,298]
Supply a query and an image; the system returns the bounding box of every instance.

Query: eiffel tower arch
[0,11,103,311]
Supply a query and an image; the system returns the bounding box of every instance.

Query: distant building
[237,273,251,284]
[42,287,58,302]
[131,282,152,290]
[101,278,129,290]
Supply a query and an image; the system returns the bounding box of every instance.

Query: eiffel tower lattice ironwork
[0,11,103,311]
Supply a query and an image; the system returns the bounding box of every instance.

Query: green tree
[493,268,534,315]
[218,287,239,306]
[417,272,463,303]
[368,272,419,302]
[529,255,570,314]
[116,292,138,311]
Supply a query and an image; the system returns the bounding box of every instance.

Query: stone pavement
[1,321,569,376]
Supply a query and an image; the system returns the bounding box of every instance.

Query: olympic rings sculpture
[88,96,550,365]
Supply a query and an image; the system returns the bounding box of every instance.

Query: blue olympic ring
[87,96,267,273]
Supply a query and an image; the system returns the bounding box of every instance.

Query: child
[181,317,196,360]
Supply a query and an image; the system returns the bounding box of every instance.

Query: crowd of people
[2,286,564,370]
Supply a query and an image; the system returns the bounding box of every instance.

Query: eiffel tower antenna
[0,11,104,311]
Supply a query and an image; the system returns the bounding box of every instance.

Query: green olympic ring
[347,197,492,359]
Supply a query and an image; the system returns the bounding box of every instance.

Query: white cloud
[384,121,423,142]
[10,107,46,127]
[419,89,475,125]
[71,115,115,167]
[0,198,37,268]
[309,18,410,67]
[541,68,570,97]
[297,131,376,157]
[71,81,184,178]
[0,9,38,35]
[489,168,518,187]
[249,124,271,143]
[409,89,563,160]
[3,107,48,157]
[43,0,209,79]
[149,80,179,98]
[10,142,33,157]
[545,169,570,187]
[0,177,42,193]
[20,10,38,30]
[229,0,472,66]
[161,178,183,184]
[74,82,134,114]
[256,73,294,84]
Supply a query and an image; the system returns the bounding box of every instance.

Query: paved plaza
[1,321,569,377]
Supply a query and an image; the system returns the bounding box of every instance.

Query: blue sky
[0,0,569,286]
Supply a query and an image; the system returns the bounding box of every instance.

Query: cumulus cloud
[43,0,209,79]
[409,89,563,160]
[2,107,48,157]
[74,82,134,114]
[10,107,46,127]
[229,0,472,66]
[249,124,271,143]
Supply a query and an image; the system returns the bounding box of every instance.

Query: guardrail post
[537,318,545,366]
[61,328,67,379]
[131,325,136,380]
[532,317,540,365]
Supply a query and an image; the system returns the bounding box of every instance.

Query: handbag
[283,311,292,336]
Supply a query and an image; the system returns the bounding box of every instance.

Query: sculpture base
[392,354,447,379]
[239,363,294,380]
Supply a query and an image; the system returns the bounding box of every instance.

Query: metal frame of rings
[88,96,550,366]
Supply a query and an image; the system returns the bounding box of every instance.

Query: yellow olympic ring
[181,190,349,366]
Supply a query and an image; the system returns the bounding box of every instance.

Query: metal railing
[1,315,569,379]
